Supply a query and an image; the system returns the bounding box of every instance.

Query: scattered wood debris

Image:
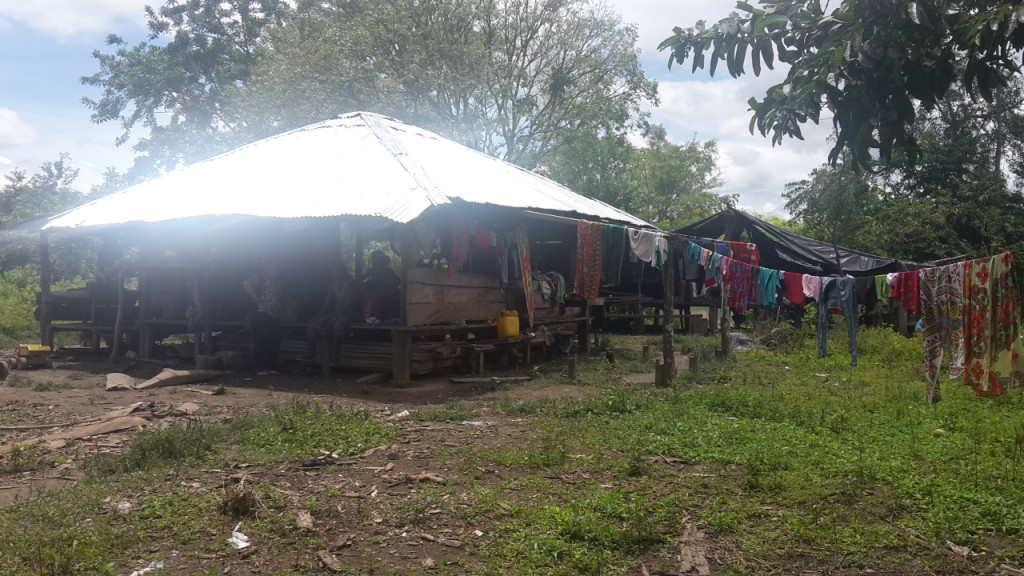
[135,368,227,390]
[296,510,314,530]
[317,550,344,572]
[678,522,711,575]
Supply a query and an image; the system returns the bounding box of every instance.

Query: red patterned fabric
[962,252,1024,396]
[892,271,921,314]
[574,220,604,300]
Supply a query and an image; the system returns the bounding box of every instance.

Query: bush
[0,268,41,348]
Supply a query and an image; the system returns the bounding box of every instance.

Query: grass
[2,326,1024,574]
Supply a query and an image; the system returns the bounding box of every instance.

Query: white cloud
[0,108,38,147]
[0,0,146,39]
[649,78,832,218]
[607,0,834,217]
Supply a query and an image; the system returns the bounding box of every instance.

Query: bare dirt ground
[0,350,674,576]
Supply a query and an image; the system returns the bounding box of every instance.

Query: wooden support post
[661,250,676,381]
[655,359,666,387]
[568,355,577,380]
[354,234,365,279]
[719,284,731,358]
[898,306,909,337]
[203,264,213,357]
[391,329,412,384]
[109,268,126,362]
[38,230,53,348]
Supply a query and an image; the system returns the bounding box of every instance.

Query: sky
[0,0,834,217]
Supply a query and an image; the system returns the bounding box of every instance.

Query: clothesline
[572,219,1021,401]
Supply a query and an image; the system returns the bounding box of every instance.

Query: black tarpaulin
[673,208,922,277]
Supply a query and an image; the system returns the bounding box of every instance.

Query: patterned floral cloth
[722,259,755,313]
[575,220,605,300]
[517,226,534,328]
[962,252,1024,396]
[919,262,965,402]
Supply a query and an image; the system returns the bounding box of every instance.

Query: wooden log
[450,376,532,384]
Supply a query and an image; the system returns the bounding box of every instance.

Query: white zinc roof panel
[44,112,654,230]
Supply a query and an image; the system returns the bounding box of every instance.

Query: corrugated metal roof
[44,112,655,230]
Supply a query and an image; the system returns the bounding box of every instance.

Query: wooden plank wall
[405,268,506,326]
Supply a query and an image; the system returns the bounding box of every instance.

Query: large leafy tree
[629,126,731,229]
[541,128,639,213]
[783,160,877,262]
[86,0,654,177]
[0,155,81,228]
[786,79,1024,261]
[234,0,657,169]
[82,0,290,175]
[544,125,730,229]
[869,97,1024,260]
[0,155,85,276]
[659,1,1024,168]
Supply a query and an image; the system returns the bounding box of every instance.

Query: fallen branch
[678,523,711,576]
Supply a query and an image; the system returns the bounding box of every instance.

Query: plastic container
[497,310,519,338]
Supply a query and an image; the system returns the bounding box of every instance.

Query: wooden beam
[38,230,53,348]
[661,250,676,381]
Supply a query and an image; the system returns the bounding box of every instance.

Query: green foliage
[0,445,43,474]
[0,483,124,576]
[659,1,1024,168]
[544,125,732,229]
[82,0,290,175]
[0,154,82,228]
[86,0,655,178]
[629,126,733,229]
[0,268,41,347]
[784,160,878,255]
[239,399,396,461]
[88,420,217,476]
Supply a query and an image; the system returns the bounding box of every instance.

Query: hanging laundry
[802,274,821,302]
[854,276,878,308]
[919,262,965,403]
[783,272,807,306]
[962,252,1024,396]
[891,270,921,314]
[517,226,534,328]
[698,246,714,268]
[449,221,470,276]
[758,267,782,307]
[474,224,495,249]
[602,224,626,285]
[874,274,894,300]
[683,241,703,281]
[713,242,730,256]
[706,252,724,283]
[729,241,761,266]
[496,238,508,285]
[817,277,859,366]
[722,258,755,313]
[575,220,605,300]
[628,228,669,268]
